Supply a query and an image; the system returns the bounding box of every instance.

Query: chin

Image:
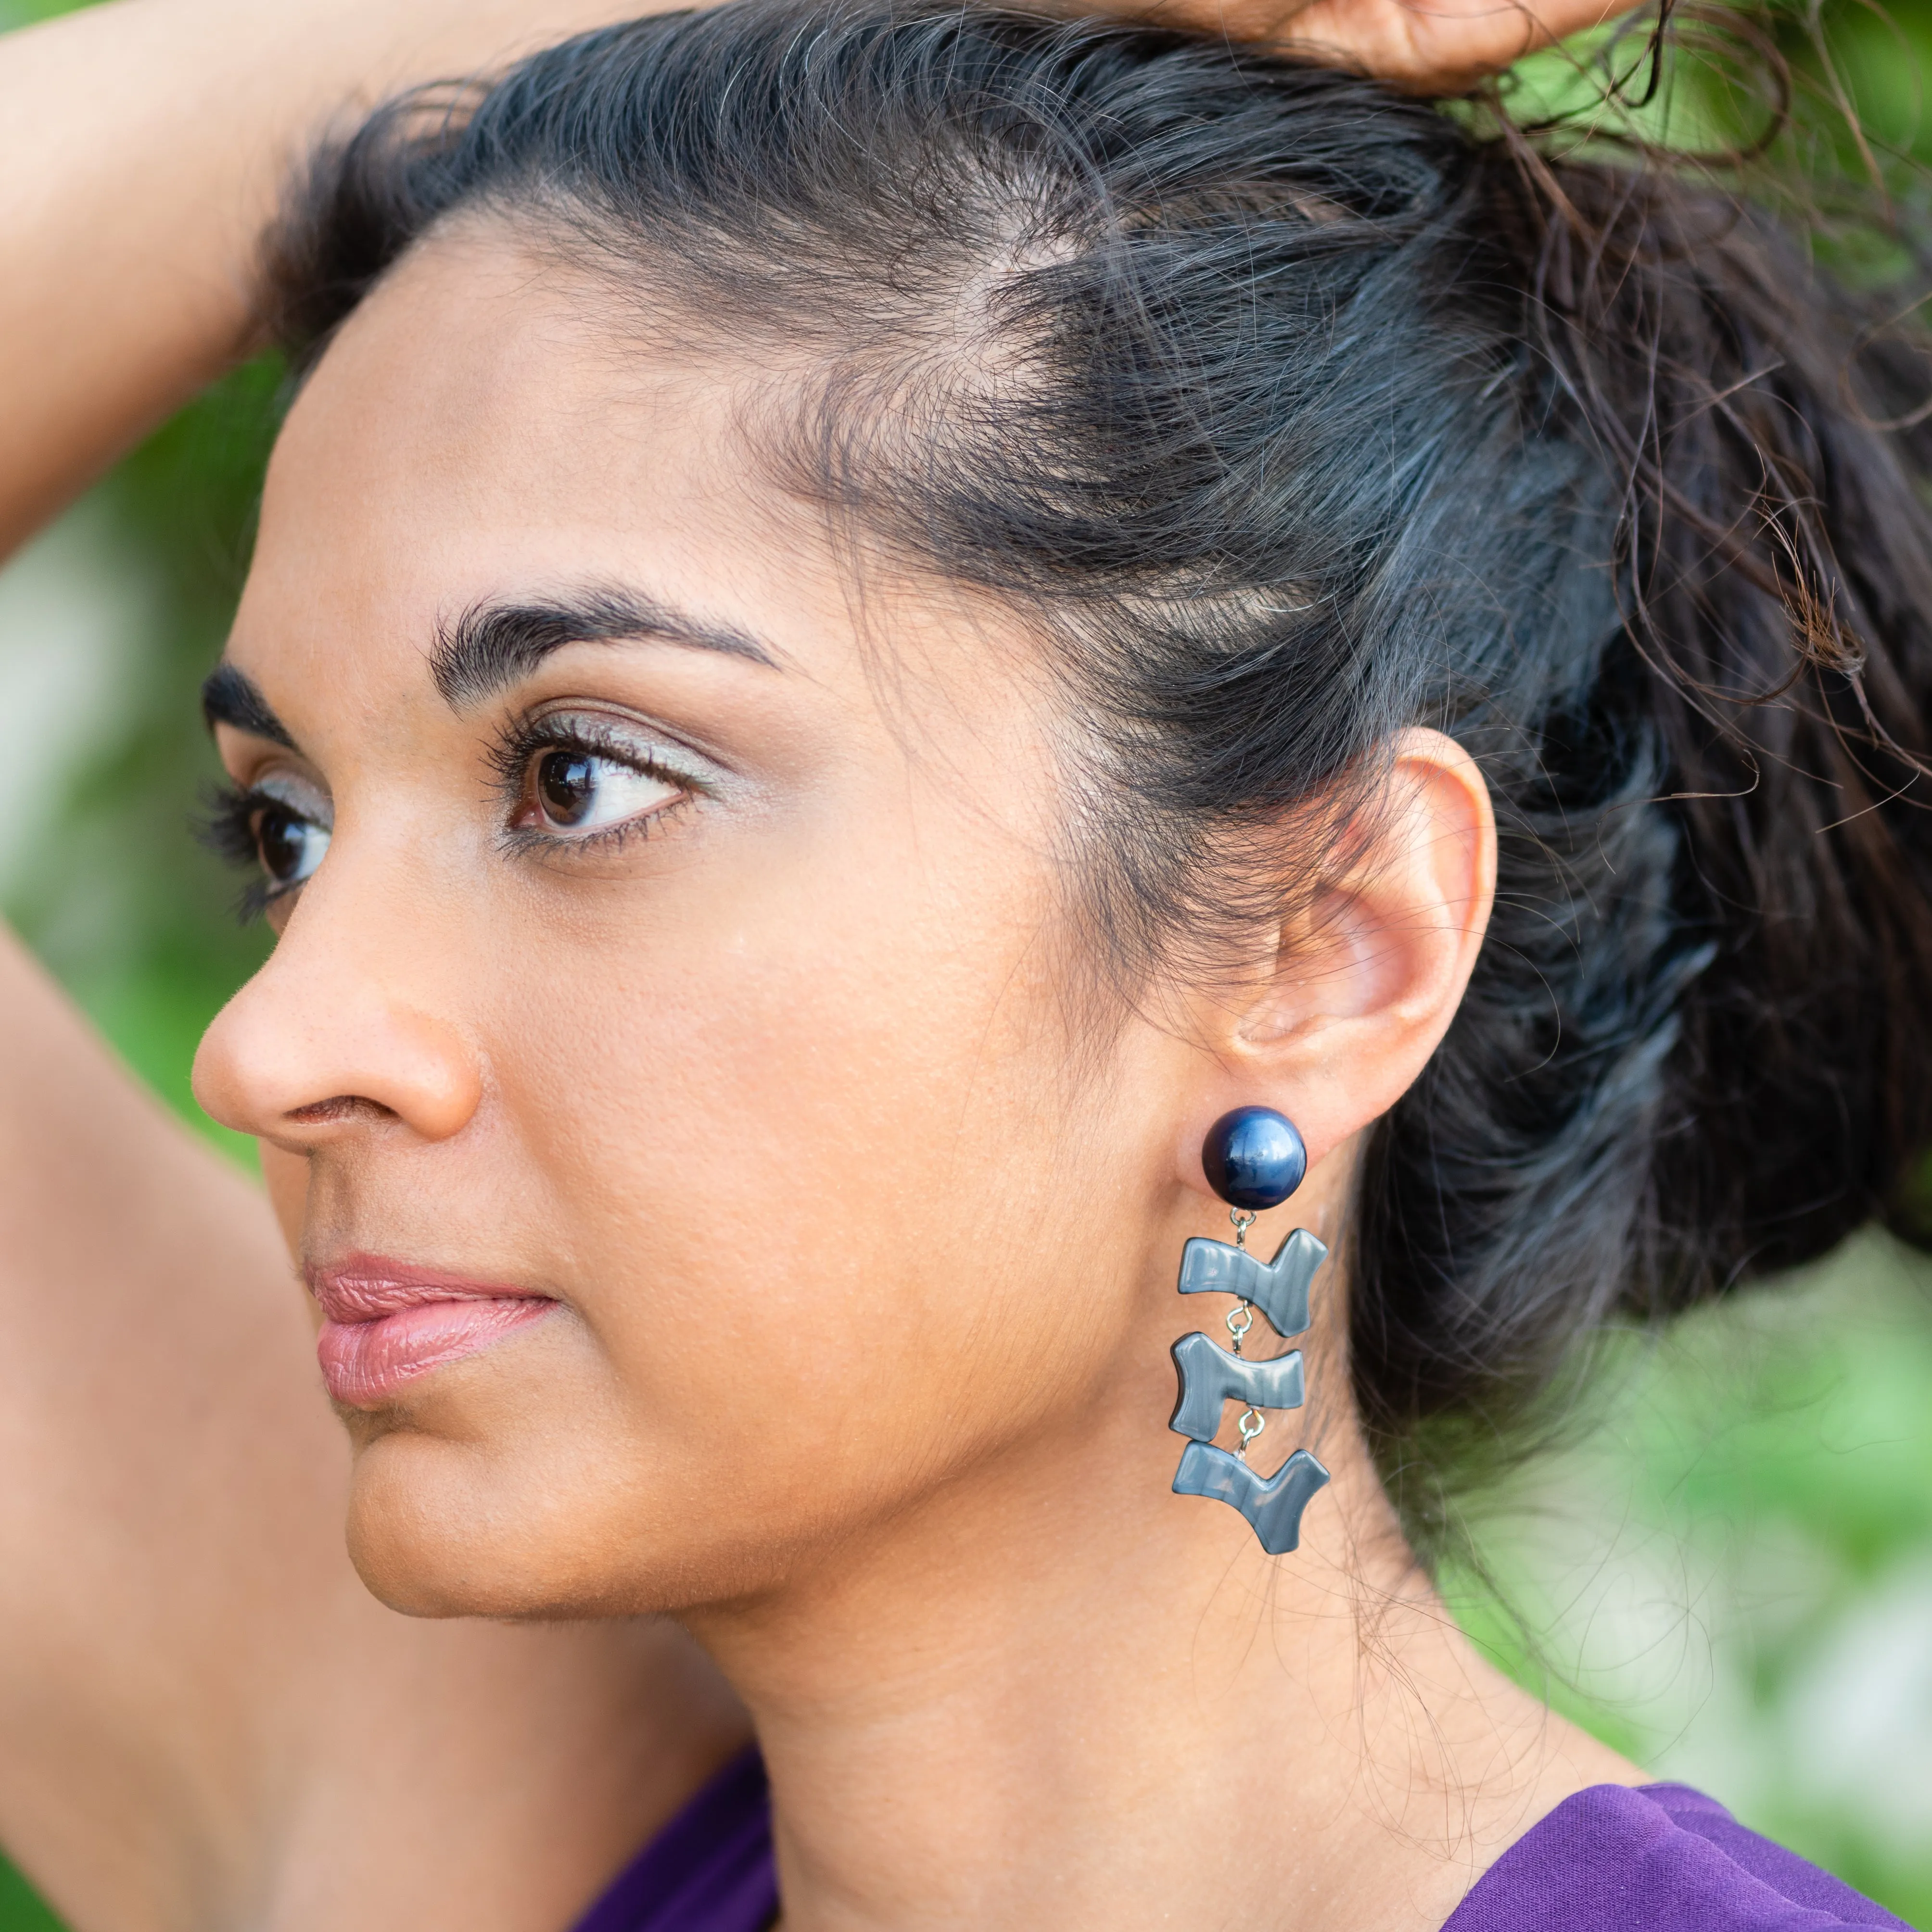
[336,1421,805,1623]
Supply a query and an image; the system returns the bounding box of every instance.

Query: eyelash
[196,781,303,925]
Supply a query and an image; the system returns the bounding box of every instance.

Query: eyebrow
[201,661,297,748]
[431,585,779,709]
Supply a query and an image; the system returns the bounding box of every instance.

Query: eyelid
[519,705,719,781]
[250,766,335,825]
[217,736,334,814]
[487,704,725,808]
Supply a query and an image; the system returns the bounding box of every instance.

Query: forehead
[229,226,1052,795]
[241,233,786,647]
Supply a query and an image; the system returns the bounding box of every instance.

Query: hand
[1119,0,1640,90]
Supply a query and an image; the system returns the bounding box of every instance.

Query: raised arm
[0,0,675,558]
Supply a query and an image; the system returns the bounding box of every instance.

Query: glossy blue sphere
[1201,1107,1307,1211]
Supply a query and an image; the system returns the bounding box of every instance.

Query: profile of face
[192,225,1495,1626]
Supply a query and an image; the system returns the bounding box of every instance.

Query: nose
[193,907,484,1152]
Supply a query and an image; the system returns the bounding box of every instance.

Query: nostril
[285,1095,400,1127]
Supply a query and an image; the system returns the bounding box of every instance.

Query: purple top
[573,1753,1910,1932]
[1442,1784,1909,1930]
[572,1751,777,1932]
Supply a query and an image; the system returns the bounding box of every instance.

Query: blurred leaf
[0,1862,62,1932]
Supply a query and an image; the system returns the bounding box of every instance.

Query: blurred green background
[1,0,1931,1926]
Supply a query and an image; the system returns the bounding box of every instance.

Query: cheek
[507,849,1068,1368]
[438,796,1157,1584]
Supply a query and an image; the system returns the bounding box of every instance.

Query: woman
[1,0,1928,1927]
[0,12,1618,1930]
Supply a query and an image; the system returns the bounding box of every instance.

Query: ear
[1177,728,1496,1195]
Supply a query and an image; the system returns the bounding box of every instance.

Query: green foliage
[0,1864,62,1932]
[0,0,85,23]
[1443,1242,1932,1927]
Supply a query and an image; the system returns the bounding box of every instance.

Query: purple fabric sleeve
[570,1748,777,1932]
[1443,1783,1913,1932]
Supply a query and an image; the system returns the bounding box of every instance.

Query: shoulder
[1445,1784,1911,1932]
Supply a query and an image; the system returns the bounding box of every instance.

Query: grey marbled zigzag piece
[1170,1440,1331,1554]
[1176,1226,1326,1339]
[1168,1331,1306,1441]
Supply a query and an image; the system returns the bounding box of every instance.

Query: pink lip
[307,1255,556,1408]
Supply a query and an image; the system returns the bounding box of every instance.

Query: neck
[686,1329,1638,1932]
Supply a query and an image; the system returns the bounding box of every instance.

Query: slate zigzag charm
[1171,1442,1331,1555]
[1169,1225,1330,1553]
[1176,1226,1326,1339]
[1168,1331,1305,1441]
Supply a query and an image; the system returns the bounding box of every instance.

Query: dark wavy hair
[261,0,1932,1545]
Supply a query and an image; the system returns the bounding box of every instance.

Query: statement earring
[1168,1106,1331,1554]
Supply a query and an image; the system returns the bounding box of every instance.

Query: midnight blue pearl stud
[1202,1106,1307,1211]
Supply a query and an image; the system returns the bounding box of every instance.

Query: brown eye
[254,801,330,889]
[520,740,682,837]
[537,750,597,826]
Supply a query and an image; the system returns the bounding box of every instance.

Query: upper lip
[306,1254,550,1324]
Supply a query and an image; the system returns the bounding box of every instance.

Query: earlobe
[1178,727,1496,1191]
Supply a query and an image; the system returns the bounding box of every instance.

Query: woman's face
[193,230,1242,1619]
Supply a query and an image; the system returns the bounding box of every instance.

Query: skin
[0,0,1640,1924]
[191,233,1641,1932]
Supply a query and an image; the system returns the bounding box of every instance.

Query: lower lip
[318,1298,555,1408]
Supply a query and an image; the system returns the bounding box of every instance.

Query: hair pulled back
[264,0,1932,1529]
